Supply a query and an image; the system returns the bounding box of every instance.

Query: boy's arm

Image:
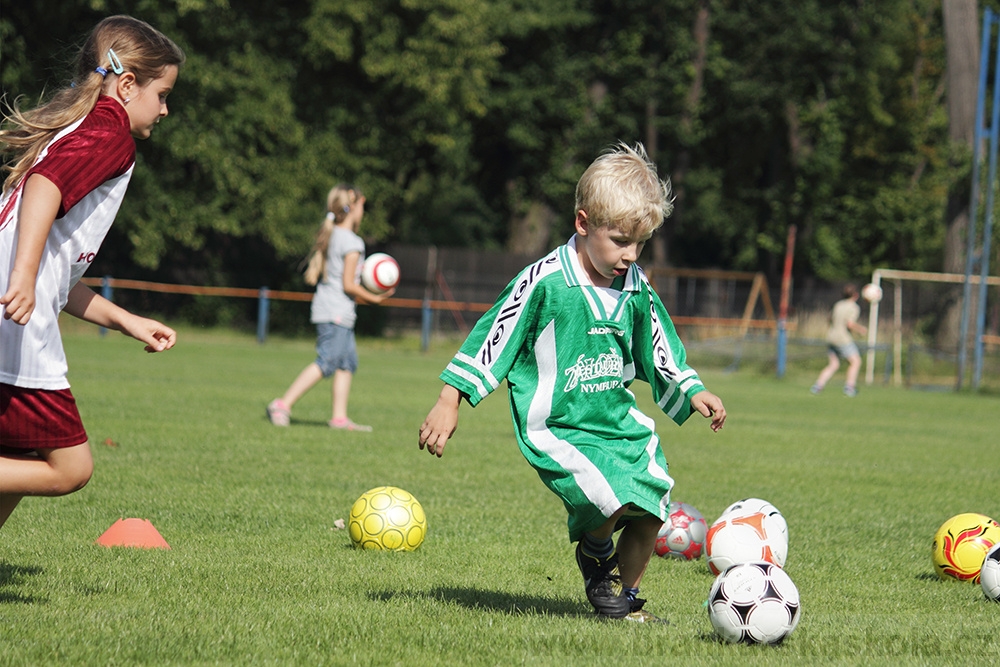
[64,282,176,352]
[418,384,463,457]
[0,174,61,324]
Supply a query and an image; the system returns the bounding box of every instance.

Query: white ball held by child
[361,253,400,294]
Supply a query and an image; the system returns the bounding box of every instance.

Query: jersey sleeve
[632,281,705,426]
[439,261,547,407]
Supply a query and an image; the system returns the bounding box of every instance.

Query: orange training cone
[95,518,170,549]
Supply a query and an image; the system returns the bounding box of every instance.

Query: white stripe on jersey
[453,351,499,392]
[526,320,622,517]
[629,406,674,521]
[444,361,491,402]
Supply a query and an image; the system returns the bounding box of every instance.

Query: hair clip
[107,48,125,75]
[326,211,336,221]
[342,205,351,213]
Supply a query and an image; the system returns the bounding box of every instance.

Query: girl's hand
[0,269,37,324]
[120,313,177,352]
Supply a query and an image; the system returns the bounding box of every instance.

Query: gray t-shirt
[310,226,365,327]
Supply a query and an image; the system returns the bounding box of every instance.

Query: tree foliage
[0,0,987,289]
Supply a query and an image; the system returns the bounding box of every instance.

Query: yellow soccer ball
[349,486,426,551]
[931,513,1000,582]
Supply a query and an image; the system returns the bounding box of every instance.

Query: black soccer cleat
[575,541,631,618]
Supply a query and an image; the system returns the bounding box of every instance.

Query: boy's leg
[812,352,840,391]
[844,353,862,395]
[576,508,631,618]
[616,513,662,590]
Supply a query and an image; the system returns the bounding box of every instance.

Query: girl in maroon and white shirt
[0,16,184,529]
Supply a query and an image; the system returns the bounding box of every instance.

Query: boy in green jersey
[419,143,726,622]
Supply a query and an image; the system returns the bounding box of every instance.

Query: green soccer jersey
[440,236,707,541]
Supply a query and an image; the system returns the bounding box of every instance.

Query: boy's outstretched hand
[418,385,461,457]
[691,391,726,432]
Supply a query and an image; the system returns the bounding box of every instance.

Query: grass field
[2,325,998,666]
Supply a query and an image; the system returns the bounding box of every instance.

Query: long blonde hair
[303,184,363,286]
[0,15,185,194]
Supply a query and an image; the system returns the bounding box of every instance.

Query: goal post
[865,268,1000,387]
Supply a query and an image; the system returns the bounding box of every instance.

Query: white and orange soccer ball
[654,501,708,560]
[706,505,788,575]
[361,253,400,294]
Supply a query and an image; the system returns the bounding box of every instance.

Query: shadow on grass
[369,586,587,617]
[0,562,44,604]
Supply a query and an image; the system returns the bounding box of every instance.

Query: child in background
[418,143,726,622]
[267,185,394,431]
[0,16,185,529]
[811,283,867,397]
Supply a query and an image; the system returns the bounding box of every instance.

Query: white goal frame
[865,268,1000,386]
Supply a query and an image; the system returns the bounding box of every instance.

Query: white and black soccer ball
[708,561,801,645]
[982,543,1000,602]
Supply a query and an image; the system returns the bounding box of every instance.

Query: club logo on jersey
[564,347,623,392]
[587,326,624,336]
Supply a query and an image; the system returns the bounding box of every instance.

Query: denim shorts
[828,341,860,360]
[315,322,358,377]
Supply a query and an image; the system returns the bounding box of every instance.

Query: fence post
[421,246,438,352]
[99,275,113,337]
[257,287,269,344]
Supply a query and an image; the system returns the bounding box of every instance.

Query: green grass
[2,326,998,666]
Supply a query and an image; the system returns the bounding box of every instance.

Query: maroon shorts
[0,383,88,450]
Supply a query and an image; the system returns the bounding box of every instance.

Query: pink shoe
[267,399,291,426]
[329,417,372,432]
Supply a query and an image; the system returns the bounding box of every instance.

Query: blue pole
[257,287,269,344]
[958,8,994,389]
[776,322,787,378]
[973,24,1000,389]
[99,275,113,337]
[421,298,432,352]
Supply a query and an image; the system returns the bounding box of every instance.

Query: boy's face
[574,211,650,287]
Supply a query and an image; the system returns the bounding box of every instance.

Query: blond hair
[0,15,185,194]
[575,142,674,238]
[303,184,364,286]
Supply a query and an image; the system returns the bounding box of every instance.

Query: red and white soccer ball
[655,501,708,560]
[361,253,400,294]
[707,561,801,645]
[861,283,883,303]
[706,500,788,575]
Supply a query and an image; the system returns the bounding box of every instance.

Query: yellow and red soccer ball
[931,513,1000,582]
[349,486,426,551]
